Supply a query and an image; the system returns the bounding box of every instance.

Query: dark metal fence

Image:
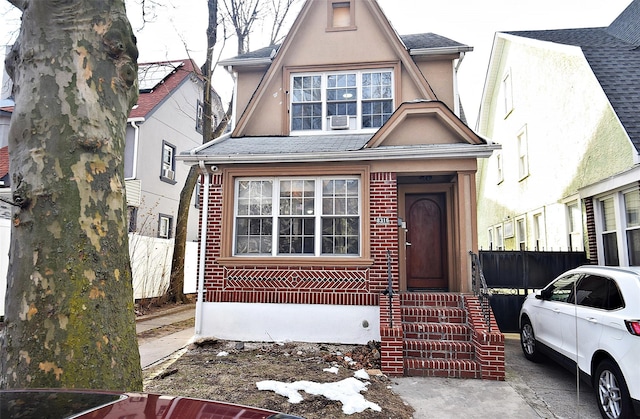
[479,250,589,332]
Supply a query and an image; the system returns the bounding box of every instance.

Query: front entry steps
[379,292,505,380]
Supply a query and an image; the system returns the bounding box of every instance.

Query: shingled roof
[504,0,640,152]
[220,33,471,65]
[129,59,201,119]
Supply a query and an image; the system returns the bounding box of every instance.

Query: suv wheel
[520,317,541,362]
[595,359,633,419]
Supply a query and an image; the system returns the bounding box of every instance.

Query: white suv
[519,265,640,419]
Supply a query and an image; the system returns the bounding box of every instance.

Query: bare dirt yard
[142,338,415,418]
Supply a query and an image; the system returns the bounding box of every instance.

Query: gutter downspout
[195,160,210,336]
[126,118,144,180]
[453,52,465,117]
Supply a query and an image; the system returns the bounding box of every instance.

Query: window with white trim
[517,125,529,180]
[516,217,526,250]
[496,152,503,184]
[624,189,640,265]
[234,177,361,256]
[158,214,172,239]
[567,201,583,251]
[161,141,176,183]
[533,212,544,250]
[495,225,504,250]
[290,70,393,133]
[502,69,513,117]
[601,197,619,265]
[487,227,494,250]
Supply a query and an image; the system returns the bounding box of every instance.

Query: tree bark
[1,0,142,390]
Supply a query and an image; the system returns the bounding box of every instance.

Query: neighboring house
[0,58,223,305]
[125,58,225,298]
[180,0,503,379]
[476,0,640,267]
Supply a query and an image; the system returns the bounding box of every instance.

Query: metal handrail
[383,250,394,328]
[469,251,492,331]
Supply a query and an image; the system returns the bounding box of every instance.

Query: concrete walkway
[136,304,195,369]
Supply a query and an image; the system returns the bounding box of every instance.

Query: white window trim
[495,224,504,250]
[289,69,394,135]
[566,200,584,251]
[594,190,634,266]
[158,214,172,239]
[233,176,362,257]
[532,211,545,251]
[516,216,526,250]
[502,68,514,118]
[517,124,529,181]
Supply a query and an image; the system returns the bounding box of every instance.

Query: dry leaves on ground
[142,340,415,419]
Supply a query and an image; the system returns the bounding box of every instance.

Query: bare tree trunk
[1,0,142,390]
[166,0,219,304]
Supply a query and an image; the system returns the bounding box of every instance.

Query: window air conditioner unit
[163,168,175,180]
[329,115,349,130]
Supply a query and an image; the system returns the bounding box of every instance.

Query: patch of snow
[354,369,369,380]
[256,377,382,415]
[216,351,229,357]
[323,366,339,374]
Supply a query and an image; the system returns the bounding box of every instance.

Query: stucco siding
[477,37,633,251]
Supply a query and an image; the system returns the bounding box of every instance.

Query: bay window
[234,176,361,256]
[291,69,393,132]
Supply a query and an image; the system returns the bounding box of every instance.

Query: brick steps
[401,292,481,378]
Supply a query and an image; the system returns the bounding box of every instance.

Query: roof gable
[231,0,441,137]
[129,59,201,119]
[365,101,484,148]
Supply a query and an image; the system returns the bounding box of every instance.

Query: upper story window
[161,141,177,184]
[234,176,361,257]
[328,0,355,31]
[502,68,513,117]
[290,69,393,133]
[517,125,529,180]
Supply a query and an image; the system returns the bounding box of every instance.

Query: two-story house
[125,58,225,299]
[476,0,640,267]
[181,0,504,379]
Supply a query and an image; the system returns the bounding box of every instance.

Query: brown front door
[405,193,448,290]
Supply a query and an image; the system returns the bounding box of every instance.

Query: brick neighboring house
[180,0,504,379]
[476,0,640,265]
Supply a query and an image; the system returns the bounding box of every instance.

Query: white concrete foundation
[195,302,381,344]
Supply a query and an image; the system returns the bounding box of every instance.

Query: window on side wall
[601,197,619,266]
[158,214,173,239]
[533,212,544,250]
[487,227,494,250]
[516,217,526,250]
[233,176,361,257]
[567,201,583,251]
[502,68,514,117]
[496,152,504,184]
[290,69,393,133]
[624,189,640,265]
[161,141,177,184]
[517,125,529,180]
[495,225,504,250]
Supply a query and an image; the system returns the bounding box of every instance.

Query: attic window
[328,1,355,31]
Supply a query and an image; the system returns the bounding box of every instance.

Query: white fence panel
[184,241,198,294]
[129,233,173,300]
[0,218,9,316]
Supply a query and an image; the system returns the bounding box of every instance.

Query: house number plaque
[375,217,391,225]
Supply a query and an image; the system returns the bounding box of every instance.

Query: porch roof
[178,133,498,165]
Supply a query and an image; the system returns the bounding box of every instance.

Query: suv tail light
[625,320,640,336]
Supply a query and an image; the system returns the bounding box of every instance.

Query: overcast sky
[1,0,633,126]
